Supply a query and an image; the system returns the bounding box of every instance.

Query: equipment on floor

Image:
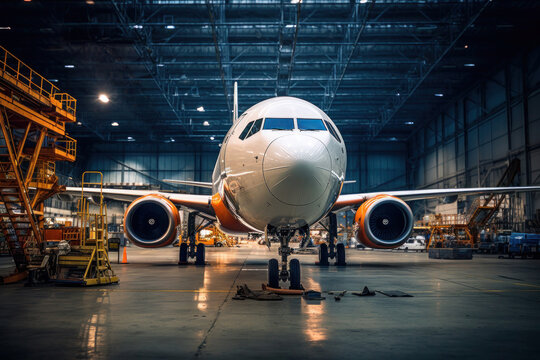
[0,46,77,284]
[427,159,521,249]
[54,172,118,286]
[232,284,283,301]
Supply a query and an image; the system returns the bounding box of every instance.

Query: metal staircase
[0,110,42,271]
[0,45,77,283]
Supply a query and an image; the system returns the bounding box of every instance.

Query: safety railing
[31,161,56,185]
[0,46,76,116]
[54,135,77,159]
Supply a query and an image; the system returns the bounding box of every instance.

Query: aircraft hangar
[0,0,540,359]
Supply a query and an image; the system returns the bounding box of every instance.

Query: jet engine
[354,194,413,249]
[124,195,180,248]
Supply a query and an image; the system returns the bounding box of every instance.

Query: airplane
[65,84,540,290]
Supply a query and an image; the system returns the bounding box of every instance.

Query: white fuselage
[212,97,347,232]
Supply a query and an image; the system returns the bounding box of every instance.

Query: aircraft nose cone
[263,135,332,206]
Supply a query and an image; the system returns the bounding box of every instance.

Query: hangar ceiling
[0,0,539,146]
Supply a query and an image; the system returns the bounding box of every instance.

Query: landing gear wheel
[289,258,301,290]
[195,243,205,265]
[268,259,280,288]
[179,243,188,263]
[318,243,329,266]
[336,243,346,266]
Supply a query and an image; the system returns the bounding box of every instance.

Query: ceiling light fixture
[464,63,476,67]
[210,136,215,141]
[464,44,469,49]
[111,122,119,126]
[203,121,210,126]
[49,79,59,83]
[132,24,143,29]
[434,93,444,97]
[170,138,175,142]
[127,136,134,141]
[166,25,175,29]
[86,0,95,4]
[157,63,165,67]
[0,27,11,30]
[405,121,414,125]
[98,94,110,103]
[197,106,205,112]
[76,121,82,126]
[64,64,75,68]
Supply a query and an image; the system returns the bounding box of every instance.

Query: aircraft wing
[332,185,540,212]
[64,187,214,216]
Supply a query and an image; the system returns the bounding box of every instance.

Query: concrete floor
[1,245,540,359]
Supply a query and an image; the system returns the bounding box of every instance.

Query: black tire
[195,243,205,265]
[319,243,329,265]
[215,242,223,247]
[268,258,279,288]
[404,247,408,252]
[289,258,301,290]
[336,243,346,266]
[179,243,188,263]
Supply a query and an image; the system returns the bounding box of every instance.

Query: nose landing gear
[266,227,304,290]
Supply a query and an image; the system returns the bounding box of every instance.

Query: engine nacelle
[354,194,413,249]
[124,195,180,248]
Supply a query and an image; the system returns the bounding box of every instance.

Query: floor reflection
[194,267,210,312]
[78,290,110,358]
[302,277,327,343]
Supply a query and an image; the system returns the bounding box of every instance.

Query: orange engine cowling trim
[354,194,411,249]
[124,194,180,248]
[211,193,252,233]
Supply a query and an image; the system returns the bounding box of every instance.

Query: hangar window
[297,118,327,131]
[246,118,263,139]
[325,120,341,143]
[263,118,294,130]
[239,121,254,140]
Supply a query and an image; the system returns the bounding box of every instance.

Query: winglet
[233,81,238,123]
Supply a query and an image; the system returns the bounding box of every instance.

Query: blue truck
[508,233,540,259]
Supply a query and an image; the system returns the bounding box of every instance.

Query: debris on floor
[328,290,347,301]
[262,283,304,295]
[302,290,325,301]
[376,290,413,297]
[352,286,376,297]
[232,284,283,301]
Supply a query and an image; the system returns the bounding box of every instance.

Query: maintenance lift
[427,159,521,249]
[0,46,76,283]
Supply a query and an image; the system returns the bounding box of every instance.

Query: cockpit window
[297,118,326,131]
[246,118,262,139]
[263,118,294,130]
[239,121,254,140]
[324,120,342,143]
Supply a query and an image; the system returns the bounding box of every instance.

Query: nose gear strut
[266,226,304,290]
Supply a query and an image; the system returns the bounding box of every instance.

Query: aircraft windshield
[246,118,263,138]
[325,120,341,143]
[263,118,294,130]
[297,118,326,131]
[239,121,254,140]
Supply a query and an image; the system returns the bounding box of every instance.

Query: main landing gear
[178,212,208,266]
[318,213,346,267]
[266,226,304,290]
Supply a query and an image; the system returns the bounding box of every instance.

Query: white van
[398,236,426,252]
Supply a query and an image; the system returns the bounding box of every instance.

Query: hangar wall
[80,142,408,195]
[408,46,540,218]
